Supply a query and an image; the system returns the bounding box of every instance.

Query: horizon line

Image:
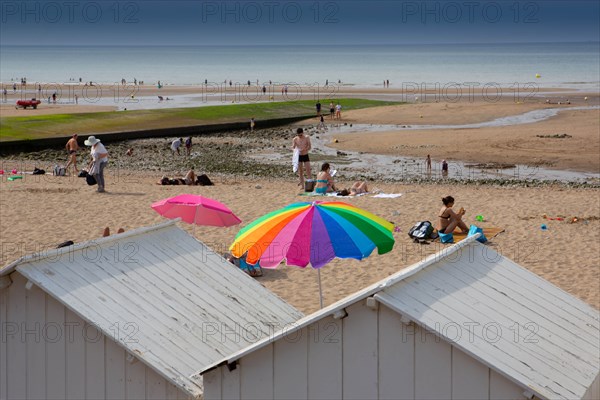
[1,40,599,47]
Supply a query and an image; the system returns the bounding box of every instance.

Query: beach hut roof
[197,235,599,400]
[0,221,303,399]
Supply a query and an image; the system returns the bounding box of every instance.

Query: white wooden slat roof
[1,221,303,398]
[198,236,599,400]
[375,243,600,400]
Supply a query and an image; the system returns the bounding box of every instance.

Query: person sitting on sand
[349,181,369,196]
[103,227,125,237]
[224,252,263,277]
[438,195,468,234]
[314,162,337,194]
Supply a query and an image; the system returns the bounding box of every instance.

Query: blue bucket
[468,225,488,243]
[439,231,454,243]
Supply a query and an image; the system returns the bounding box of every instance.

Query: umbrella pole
[317,268,323,309]
[193,206,198,238]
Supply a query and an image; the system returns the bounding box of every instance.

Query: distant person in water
[441,159,449,177]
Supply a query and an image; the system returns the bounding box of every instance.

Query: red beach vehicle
[16,98,41,109]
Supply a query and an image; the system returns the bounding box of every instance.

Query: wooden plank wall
[207,301,527,400]
[0,272,192,400]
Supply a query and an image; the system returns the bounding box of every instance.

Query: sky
[1,0,599,45]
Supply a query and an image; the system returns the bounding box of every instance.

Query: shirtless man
[65,134,79,174]
[292,128,312,187]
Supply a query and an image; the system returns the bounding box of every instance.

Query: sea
[1,42,599,89]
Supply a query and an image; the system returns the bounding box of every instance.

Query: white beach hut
[0,221,303,400]
[199,236,600,400]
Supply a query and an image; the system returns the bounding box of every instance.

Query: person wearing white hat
[85,136,109,192]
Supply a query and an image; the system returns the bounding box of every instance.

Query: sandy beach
[1,87,598,315]
[0,171,598,314]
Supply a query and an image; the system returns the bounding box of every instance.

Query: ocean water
[1,42,599,89]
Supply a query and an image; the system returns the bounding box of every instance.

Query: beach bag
[86,174,97,186]
[78,170,88,178]
[439,231,454,243]
[468,225,488,243]
[32,167,45,175]
[304,179,315,192]
[408,221,434,240]
[196,174,214,186]
[53,165,66,176]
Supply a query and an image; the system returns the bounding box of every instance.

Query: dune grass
[0,99,400,142]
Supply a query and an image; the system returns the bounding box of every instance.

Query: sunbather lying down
[159,170,196,186]
[337,181,370,196]
[223,252,263,277]
[350,181,369,196]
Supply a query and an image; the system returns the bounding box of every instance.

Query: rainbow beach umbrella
[230,200,395,307]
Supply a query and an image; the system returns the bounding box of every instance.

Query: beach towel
[449,227,505,243]
[372,193,403,198]
[298,191,337,197]
[292,148,300,173]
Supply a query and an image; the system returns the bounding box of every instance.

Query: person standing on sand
[85,136,108,193]
[335,103,342,120]
[171,138,183,156]
[316,100,322,117]
[65,134,80,174]
[185,137,193,156]
[426,154,432,173]
[329,101,335,120]
[292,128,312,188]
[250,118,256,132]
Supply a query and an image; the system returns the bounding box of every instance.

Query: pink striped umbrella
[152,194,241,233]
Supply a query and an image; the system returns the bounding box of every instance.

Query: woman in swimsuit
[349,181,369,196]
[314,163,336,194]
[438,195,468,234]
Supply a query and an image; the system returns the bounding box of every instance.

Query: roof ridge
[0,220,179,276]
